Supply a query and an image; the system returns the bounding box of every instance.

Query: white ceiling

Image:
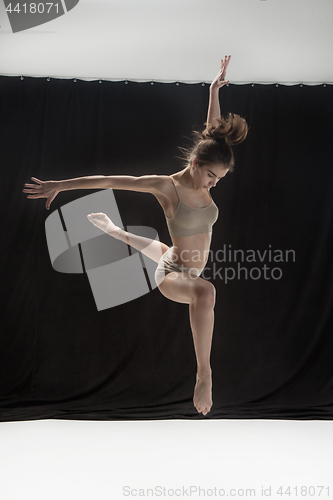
[0,0,333,84]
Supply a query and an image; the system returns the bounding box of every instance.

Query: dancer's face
[192,160,229,190]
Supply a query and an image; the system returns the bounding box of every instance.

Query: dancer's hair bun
[200,113,248,145]
[177,113,248,171]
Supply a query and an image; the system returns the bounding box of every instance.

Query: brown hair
[178,113,248,172]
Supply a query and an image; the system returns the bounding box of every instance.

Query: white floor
[0,419,332,500]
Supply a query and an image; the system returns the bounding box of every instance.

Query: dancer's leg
[88,212,215,415]
[87,212,169,263]
[158,273,215,416]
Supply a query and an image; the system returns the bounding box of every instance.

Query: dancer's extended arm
[23,174,164,210]
[206,55,231,127]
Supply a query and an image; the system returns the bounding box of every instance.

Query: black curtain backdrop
[1,76,333,421]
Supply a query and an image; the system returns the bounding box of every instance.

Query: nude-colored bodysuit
[155,178,219,286]
[165,178,219,237]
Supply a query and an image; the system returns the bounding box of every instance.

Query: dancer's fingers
[46,194,56,210]
[23,188,40,194]
[31,177,43,184]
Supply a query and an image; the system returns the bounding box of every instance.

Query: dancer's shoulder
[150,175,178,195]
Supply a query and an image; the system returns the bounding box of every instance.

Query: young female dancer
[23,56,248,416]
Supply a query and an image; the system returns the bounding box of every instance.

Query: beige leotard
[165,178,219,238]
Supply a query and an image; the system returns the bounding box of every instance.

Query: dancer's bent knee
[192,282,216,311]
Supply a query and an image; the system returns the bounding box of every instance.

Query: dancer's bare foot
[87,212,119,236]
[193,370,212,416]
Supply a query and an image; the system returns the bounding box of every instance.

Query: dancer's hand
[23,177,60,210]
[210,55,231,91]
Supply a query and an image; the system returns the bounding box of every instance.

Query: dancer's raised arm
[206,55,231,126]
[23,174,164,210]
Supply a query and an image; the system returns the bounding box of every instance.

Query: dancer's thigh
[138,240,170,263]
[158,272,212,305]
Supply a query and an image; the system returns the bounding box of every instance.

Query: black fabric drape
[1,76,333,421]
